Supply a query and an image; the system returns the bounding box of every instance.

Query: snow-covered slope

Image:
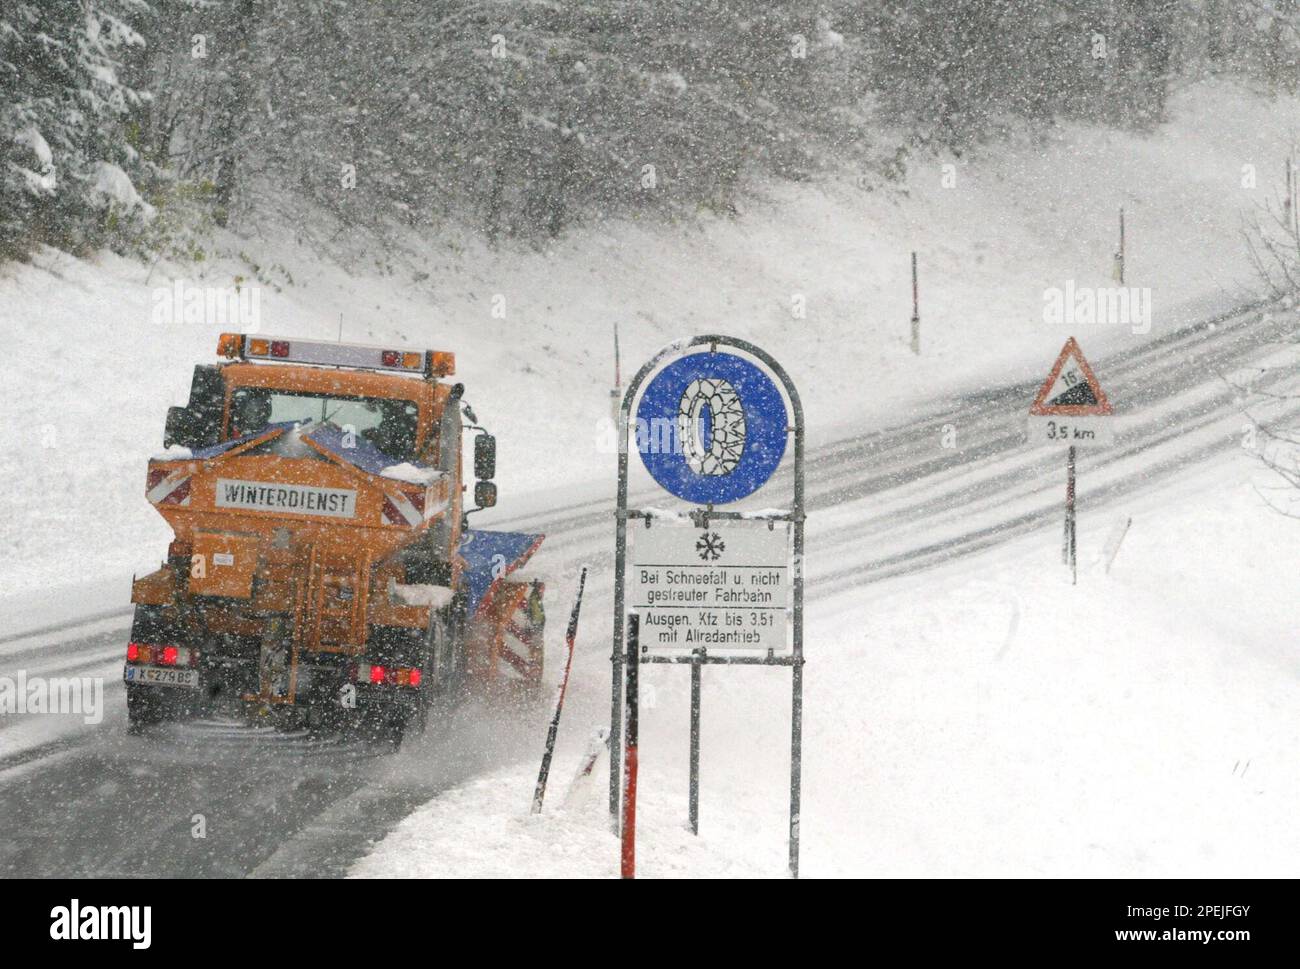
[1,80,1296,619]
[352,456,1300,878]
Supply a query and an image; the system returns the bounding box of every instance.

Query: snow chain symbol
[678,377,745,476]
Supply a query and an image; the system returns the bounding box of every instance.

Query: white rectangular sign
[214,478,358,518]
[1026,415,1114,447]
[630,519,791,652]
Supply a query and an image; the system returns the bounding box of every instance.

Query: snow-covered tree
[3,0,1293,259]
[1,0,154,259]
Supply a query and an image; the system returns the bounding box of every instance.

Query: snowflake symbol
[696,531,725,561]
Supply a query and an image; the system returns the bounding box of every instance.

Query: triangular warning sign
[1030,337,1113,416]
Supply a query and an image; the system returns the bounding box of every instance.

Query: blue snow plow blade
[459,529,544,616]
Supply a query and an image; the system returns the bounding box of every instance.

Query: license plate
[124,666,199,688]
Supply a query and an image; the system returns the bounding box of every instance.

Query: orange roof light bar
[215,333,454,377]
[427,351,455,377]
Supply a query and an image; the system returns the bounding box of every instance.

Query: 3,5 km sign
[1027,336,1114,445]
[1027,337,1115,583]
[1035,418,1109,445]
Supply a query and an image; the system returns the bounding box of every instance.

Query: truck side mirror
[164,365,225,449]
[474,480,498,509]
[474,433,496,480]
[164,406,193,448]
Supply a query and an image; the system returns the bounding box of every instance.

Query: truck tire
[412,626,436,736]
[412,602,458,734]
[359,706,407,751]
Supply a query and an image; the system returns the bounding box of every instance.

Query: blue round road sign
[635,351,788,504]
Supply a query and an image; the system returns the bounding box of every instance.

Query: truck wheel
[413,663,432,736]
[416,607,457,730]
[359,707,407,751]
[447,591,470,695]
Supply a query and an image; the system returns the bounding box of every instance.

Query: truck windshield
[228,387,420,460]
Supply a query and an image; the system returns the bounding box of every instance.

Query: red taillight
[161,646,179,666]
[127,642,140,662]
[381,350,400,367]
[354,663,421,686]
[270,340,290,358]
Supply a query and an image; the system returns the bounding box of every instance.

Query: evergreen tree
[1,0,153,258]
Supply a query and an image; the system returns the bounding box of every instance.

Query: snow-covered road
[1,297,1295,876]
[502,297,1299,594]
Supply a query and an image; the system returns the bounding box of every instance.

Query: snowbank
[352,457,1300,877]
[348,763,772,879]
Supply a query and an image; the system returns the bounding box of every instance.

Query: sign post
[1028,337,1114,584]
[688,651,701,835]
[620,614,639,879]
[610,335,805,877]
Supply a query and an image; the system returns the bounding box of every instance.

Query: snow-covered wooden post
[609,322,622,425]
[1289,155,1299,251]
[910,251,920,355]
[1286,157,1293,223]
[1113,207,1126,284]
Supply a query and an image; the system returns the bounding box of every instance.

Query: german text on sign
[630,520,791,652]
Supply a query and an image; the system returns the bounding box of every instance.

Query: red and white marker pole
[532,567,588,814]
[1116,207,1126,285]
[620,613,640,879]
[610,322,622,424]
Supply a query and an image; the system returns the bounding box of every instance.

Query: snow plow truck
[124,332,545,743]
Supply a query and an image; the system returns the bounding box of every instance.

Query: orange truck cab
[125,333,545,743]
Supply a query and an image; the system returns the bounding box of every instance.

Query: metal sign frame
[610,335,806,877]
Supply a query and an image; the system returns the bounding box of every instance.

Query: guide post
[910,251,920,355]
